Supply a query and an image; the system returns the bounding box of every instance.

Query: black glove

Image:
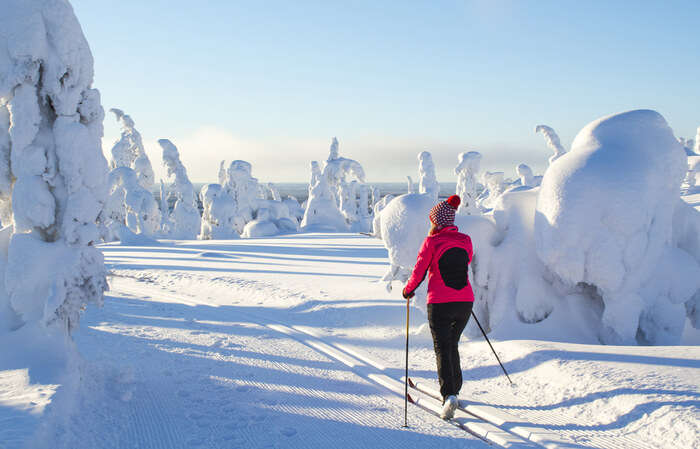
[402,288,415,300]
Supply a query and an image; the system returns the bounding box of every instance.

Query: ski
[406,377,574,448]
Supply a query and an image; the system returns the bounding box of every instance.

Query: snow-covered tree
[454,151,482,215]
[516,163,535,187]
[679,137,695,156]
[109,108,155,190]
[220,160,258,232]
[695,127,700,155]
[535,125,567,165]
[159,139,200,239]
[477,171,506,210]
[0,0,108,333]
[159,180,171,234]
[267,183,282,202]
[406,176,416,194]
[102,167,161,239]
[100,108,160,241]
[284,196,305,223]
[0,106,12,226]
[417,151,439,200]
[302,138,370,232]
[536,110,700,344]
[301,160,347,231]
[371,194,394,238]
[683,157,699,194]
[310,161,322,186]
[199,183,238,240]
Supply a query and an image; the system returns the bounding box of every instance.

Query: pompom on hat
[429,195,461,227]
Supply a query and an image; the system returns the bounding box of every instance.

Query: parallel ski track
[111,281,576,449]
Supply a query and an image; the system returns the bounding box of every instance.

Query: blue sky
[71,0,700,182]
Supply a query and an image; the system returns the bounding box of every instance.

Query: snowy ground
[2,231,699,448]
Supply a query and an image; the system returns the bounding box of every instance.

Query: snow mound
[536,109,700,344]
[241,207,280,238]
[241,220,280,238]
[116,225,161,246]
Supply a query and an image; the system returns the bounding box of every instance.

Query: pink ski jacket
[403,226,474,304]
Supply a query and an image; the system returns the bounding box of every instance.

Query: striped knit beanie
[429,195,461,227]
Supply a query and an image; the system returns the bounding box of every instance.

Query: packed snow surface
[0,234,693,448]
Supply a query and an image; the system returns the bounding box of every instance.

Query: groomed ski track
[104,280,568,448]
[60,279,492,449]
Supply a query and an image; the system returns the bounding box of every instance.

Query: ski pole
[471,311,513,385]
[403,297,410,428]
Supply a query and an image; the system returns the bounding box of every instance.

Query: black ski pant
[427,301,473,401]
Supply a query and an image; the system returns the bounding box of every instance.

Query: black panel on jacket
[438,247,469,290]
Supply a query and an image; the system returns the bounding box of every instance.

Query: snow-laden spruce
[199,183,238,240]
[220,160,258,231]
[536,109,700,344]
[454,151,482,215]
[205,159,298,239]
[476,171,506,210]
[159,139,200,239]
[101,109,160,241]
[0,0,108,333]
[417,151,439,200]
[302,160,347,231]
[535,124,567,165]
[684,156,700,194]
[301,138,371,232]
[406,175,416,193]
[516,164,536,188]
[102,167,161,240]
[109,109,155,189]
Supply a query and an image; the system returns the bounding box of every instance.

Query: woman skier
[402,194,474,420]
